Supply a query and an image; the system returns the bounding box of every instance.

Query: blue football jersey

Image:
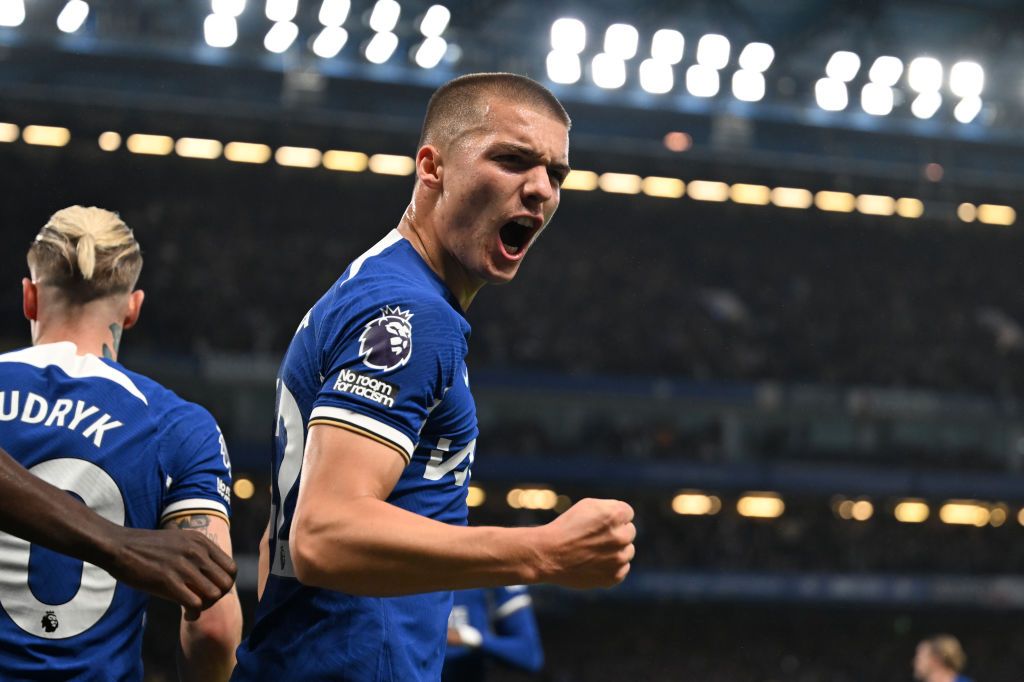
[234,230,478,682]
[443,586,543,681]
[0,342,232,681]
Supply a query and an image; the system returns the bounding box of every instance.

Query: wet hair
[418,72,571,150]
[923,635,967,672]
[27,206,142,303]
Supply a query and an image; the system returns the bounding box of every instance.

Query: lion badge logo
[41,611,58,633]
[359,306,414,372]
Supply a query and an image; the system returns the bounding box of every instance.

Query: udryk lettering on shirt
[0,390,122,447]
[332,369,398,408]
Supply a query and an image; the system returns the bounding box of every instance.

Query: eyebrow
[493,142,571,177]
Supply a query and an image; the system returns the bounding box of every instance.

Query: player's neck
[33,316,125,362]
[928,670,958,682]
[397,212,483,312]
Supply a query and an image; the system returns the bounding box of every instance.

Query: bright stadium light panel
[639,58,673,94]
[312,26,348,58]
[551,18,586,54]
[908,57,943,93]
[23,125,71,147]
[868,56,903,87]
[732,70,765,102]
[546,50,581,84]
[368,0,400,33]
[0,0,26,27]
[686,64,720,97]
[591,53,626,89]
[911,91,942,119]
[815,77,848,111]
[419,4,450,38]
[265,0,298,22]
[738,42,774,73]
[318,0,350,26]
[825,51,861,82]
[651,29,684,64]
[414,36,447,68]
[213,0,246,17]
[365,31,399,63]
[950,61,984,98]
[696,34,730,70]
[264,20,298,53]
[861,82,894,116]
[204,14,238,48]
[954,96,982,123]
[604,23,639,60]
[56,1,89,34]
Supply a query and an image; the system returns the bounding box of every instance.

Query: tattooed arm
[164,514,243,682]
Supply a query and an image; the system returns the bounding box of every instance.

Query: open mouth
[499,218,535,257]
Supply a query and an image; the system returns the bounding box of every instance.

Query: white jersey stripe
[0,342,148,405]
[160,497,229,521]
[309,405,415,458]
[341,229,404,286]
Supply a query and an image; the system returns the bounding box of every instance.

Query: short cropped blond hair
[27,206,142,302]
[924,635,967,672]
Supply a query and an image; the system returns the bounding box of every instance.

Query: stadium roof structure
[2,0,1024,195]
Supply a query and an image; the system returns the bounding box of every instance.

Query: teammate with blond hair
[913,635,973,682]
[0,206,242,681]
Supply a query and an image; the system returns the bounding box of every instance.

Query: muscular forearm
[291,497,547,595]
[0,447,122,568]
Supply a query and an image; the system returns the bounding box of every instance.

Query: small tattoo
[104,323,123,360]
[175,514,217,541]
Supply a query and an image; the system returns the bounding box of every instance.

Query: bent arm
[167,514,243,682]
[0,446,237,616]
[290,425,544,595]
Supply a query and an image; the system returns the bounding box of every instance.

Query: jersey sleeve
[308,296,465,464]
[158,403,233,526]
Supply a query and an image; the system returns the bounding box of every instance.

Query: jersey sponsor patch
[359,306,413,372]
[332,369,398,408]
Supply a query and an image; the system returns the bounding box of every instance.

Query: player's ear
[123,289,145,330]
[416,144,443,190]
[22,278,38,322]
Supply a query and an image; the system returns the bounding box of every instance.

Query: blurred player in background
[0,444,237,617]
[233,72,635,682]
[913,635,973,682]
[443,586,544,681]
[0,206,242,681]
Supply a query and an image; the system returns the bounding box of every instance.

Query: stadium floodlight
[738,42,774,73]
[0,0,26,27]
[591,53,626,89]
[213,0,246,17]
[910,91,942,119]
[651,29,684,64]
[265,0,298,23]
[604,23,639,60]
[950,60,984,98]
[546,50,581,84]
[954,95,982,124]
[868,56,903,87]
[414,36,447,68]
[639,58,673,94]
[908,56,942,93]
[696,34,730,69]
[56,1,89,33]
[686,64,720,97]
[419,4,449,38]
[263,20,298,53]
[550,18,586,54]
[365,30,399,63]
[204,13,238,47]
[312,26,348,58]
[861,82,894,116]
[815,77,848,111]
[732,70,765,102]
[825,50,860,82]
[368,0,400,33]
[318,0,350,26]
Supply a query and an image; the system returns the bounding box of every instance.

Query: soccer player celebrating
[0,206,242,680]
[234,73,635,681]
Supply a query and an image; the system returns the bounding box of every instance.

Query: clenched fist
[534,498,635,589]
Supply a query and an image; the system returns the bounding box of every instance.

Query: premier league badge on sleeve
[359,306,414,372]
